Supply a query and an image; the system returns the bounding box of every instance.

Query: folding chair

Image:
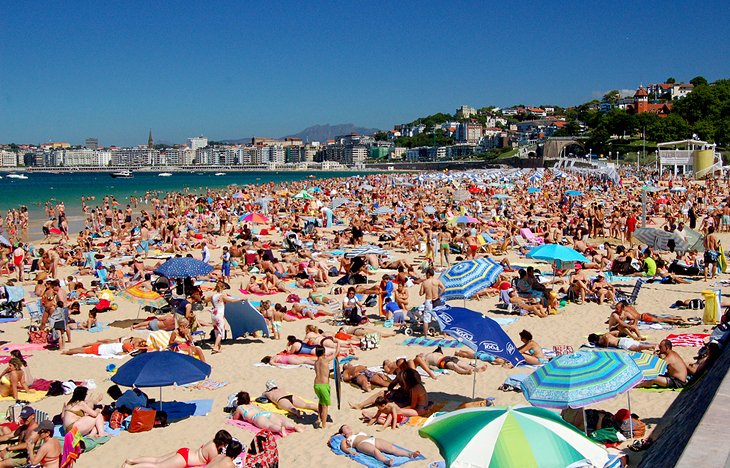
[27,299,43,326]
[615,279,645,305]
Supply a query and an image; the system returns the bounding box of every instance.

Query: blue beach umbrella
[433,306,523,367]
[520,351,642,409]
[225,300,270,339]
[424,205,437,215]
[372,206,394,215]
[154,257,214,279]
[439,258,504,301]
[526,244,588,264]
[527,187,541,194]
[492,194,511,200]
[566,190,583,197]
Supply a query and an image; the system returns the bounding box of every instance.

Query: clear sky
[1,0,728,146]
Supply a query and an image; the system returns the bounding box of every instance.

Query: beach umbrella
[492,194,511,200]
[154,257,214,279]
[670,186,687,193]
[329,197,350,210]
[419,406,609,468]
[360,184,374,191]
[633,227,689,252]
[566,190,584,197]
[603,350,667,380]
[520,350,642,409]
[232,192,245,199]
[527,187,541,194]
[453,189,471,202]
[526,244,588,264]
[439,258,504,301]
[481,233,496,244]
[117,283,167,309]
[345,245,389,258]
[372,206,394,216]
[112,351,211,410]
[0,235,10,247]
[293,190,313,199]
[685,228,704,252]
[225,300,270,339]
[450,215,479,225]
[424,205,437,215]
[432,305,523,367]
[242,212,270,224]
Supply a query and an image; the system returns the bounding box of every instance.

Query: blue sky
[1,1,728,146]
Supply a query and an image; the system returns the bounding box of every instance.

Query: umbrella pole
[627,391,634,438]
[160,387,163,412]
[472,361,477,399]
[582,408,589,436]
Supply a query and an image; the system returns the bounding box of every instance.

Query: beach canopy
[439,258,504,301]
[520,350,643,409]
[154,257,213,279]
[242,212,270,224]
[419,406,609,468]
[117,283,167,309]
[566,190,584,197]
[633,227,689,252]
[345,245,389,258]
[112,351,211,388]
[526,244,588,264]
[432,305,523,366]
[329,197,350,209]
[225,300,270,339]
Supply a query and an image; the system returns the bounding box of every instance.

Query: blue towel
[150,399,213,422]
[328,435,424,467]
[5,286,24,303]
[78,322,109,333]
[504,373,529,387]
[492,317,517,326]
[0,318,21,324]
[330,250,346,256]
[400,337,463,348]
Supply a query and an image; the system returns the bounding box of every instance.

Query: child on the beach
[368,396,399,430]
[69,309,98,330]
[271,304,285,340]
[313,343,339,429]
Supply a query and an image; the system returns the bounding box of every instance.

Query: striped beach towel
[400,337,463,348]
[666,333,709,347]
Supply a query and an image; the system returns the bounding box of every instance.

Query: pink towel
[0,355,31,364]
[1,343,49,352]
[226,419,282,439]
[666,333,709,347]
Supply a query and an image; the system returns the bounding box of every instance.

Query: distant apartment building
[187,136,208,151]
[40,142,71,150]
[456,105,477,119]
[60,148,111,166]
[84,138,98,150]
[456,121,484,144]
[111,148,157,166]
[0,150,17,167]
[392,147,406,160]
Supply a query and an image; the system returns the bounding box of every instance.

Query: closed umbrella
[154,257,213,279]
[345,245,389,258]
[419,406,609,468]
[633,227,689,252]
[111,351,211,410]
[433,305,523,368]
[225,300,270,339]
[439,258,504,301]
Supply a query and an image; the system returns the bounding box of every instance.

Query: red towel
[666,333,709,347]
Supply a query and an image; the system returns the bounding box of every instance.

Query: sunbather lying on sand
[62,337,147,356]
[588,332,656,352]
[342,364,391,392]
[335,424,420,465]
[232,391,304,437]
[419,348,488,375]
[262,380,318,418]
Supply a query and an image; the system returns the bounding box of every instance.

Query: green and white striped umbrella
[419,406,609,468]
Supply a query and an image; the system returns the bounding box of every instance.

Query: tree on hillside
[690,76,708,87]
[603,90,620,103]
[373,131,388,141]
[666,77,676,84]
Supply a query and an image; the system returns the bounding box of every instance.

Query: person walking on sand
[314,343,339,429]
[208,280,244,354]
[418,268,445,336]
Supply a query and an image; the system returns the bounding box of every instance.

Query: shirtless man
[418,268,445,336]
[342,364,391,392]
[590,273,615,305]
[508,290,548,317]
[262,380,318,418]
[588,331,656,352]
[608,301,643,341]
[637,339,689,389]
[703,226,720,281]
[383,356,438,380]
[617,300,688,326]
[419,348,488,375]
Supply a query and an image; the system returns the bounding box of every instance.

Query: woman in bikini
[517,329,548,365]
[304,324,358,354]
[203,440,243,468]
[61,386,107,437]
[232,392,304,437]
[285,335,318,355]
[123,430,232,468]
[27,420,61,468]
[0,358,32,400]
[246,276,271,295]
[337,424,420,465]
[262,380,319,418]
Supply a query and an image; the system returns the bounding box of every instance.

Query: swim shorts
[662,373,686,388]
[313,383,331,406]
[618,337,639,351]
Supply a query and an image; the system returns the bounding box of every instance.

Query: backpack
[363,294,377,308]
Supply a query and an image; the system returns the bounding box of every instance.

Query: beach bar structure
[657,139,722,178]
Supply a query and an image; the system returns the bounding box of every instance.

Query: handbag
[128,407,156,433]
[28,326,47,344]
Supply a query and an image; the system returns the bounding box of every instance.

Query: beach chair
[512,235,540,251]
[26,299,42,326]
[96,268,111,290]
[615,279,645,305]
[520,228,544,245]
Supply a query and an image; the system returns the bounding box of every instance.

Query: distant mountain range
[218,123,379,145]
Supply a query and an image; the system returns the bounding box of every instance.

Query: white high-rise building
[0,150,17,167]
[187,136,209,151]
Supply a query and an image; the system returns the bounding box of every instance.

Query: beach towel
[226,418,283,439]
[0,354,31,365]
[147,330,172,350]
[637,321,673,330]
[1,343,49,352]
[149,399,213,422]
[666,333,709,347]
[0,318,21,324]
[491,317,518,326]
[404,401,448,427]
[254,362,314,370]
[76,322,109,333]
[181,379,229,391]
[0,390,47,402]
[400,337,462,348]
[328,434,424,467]
[109,319,142,328]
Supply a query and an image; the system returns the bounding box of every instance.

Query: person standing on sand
[314,343,339,429]
[703,225,720,281]
[418,268,445,336]
[139,222,150,259]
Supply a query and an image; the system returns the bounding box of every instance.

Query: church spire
[148,129,154,148]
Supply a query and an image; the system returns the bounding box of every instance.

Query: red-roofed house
[627,86,672,117]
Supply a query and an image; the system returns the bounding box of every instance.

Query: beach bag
[28,326,47,344]
[363,294,377,308]
[622,417,646,438]
[47,380,65,397]
[109,410,125,430]
[128,408,156,433]
[244,429,279,468]
[286,294,300,304]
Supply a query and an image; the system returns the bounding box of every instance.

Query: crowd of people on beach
[0,166,728,466]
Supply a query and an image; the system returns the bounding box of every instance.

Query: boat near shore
[110,170,133,178]
[158,172,173,177]
[6,174,28,180]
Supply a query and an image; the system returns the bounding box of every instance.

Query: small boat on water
[158,172,173,177]
[214,172,226,176]
[110,170,133,179]
[7,174,28,179]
